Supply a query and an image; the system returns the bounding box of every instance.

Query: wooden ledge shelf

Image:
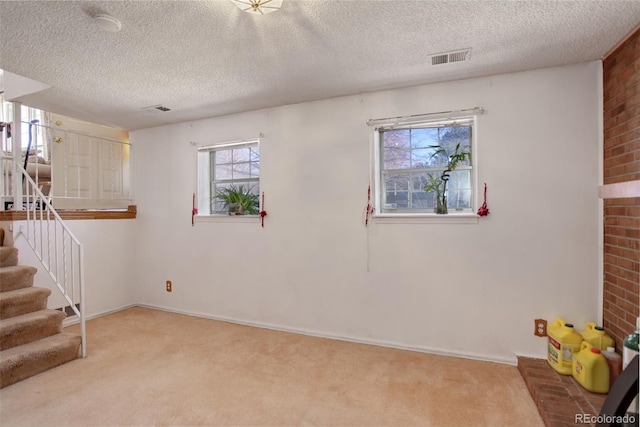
[0,205,137,221]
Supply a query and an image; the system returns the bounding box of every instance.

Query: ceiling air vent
[141,104,172,113]
[428,48,471,66]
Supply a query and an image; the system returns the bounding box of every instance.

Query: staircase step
[0,309,66,350]
[0,266,37,292]
[0,247,18,268]
[0,287,52,319]
[0,332,81,388]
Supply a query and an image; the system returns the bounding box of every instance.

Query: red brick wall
[602,27,640,352]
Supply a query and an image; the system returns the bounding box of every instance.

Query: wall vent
[428,48,471,66]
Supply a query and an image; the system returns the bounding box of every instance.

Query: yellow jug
[572,341,610,394]
[580,322,614,350]
[547,317,583,375]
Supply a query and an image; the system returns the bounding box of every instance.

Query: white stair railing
[1,107,132,211]
[14,165,86,358]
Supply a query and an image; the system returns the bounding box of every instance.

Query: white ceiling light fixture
[231,0,283,15]
[94,14,122,32]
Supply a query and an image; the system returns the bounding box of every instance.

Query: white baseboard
[134,303,518,366]
[61,304,545,366]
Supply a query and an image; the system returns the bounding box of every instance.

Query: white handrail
[14,165,86,358]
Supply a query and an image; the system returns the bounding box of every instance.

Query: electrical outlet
[534,319,547,337]
[166,280,172,292]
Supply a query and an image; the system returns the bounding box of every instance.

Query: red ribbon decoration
[259,192,267,228]
[477,183,490,217]
[365,186,375,226]
[191,193,198,226]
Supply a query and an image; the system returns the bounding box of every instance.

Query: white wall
[8,219,136,319]
[131,62,602,363]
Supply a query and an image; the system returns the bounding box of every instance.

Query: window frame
[372,114,479,223]
[196,138,261,219]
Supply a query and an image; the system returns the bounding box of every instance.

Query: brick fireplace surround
[601,25,639,351]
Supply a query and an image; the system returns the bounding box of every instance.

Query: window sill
[373,213,479,224]
[195,215,261,224]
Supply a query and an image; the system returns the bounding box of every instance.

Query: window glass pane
[446,169,471,209]
[410,190,431,209]
[385,191,409,209]
[215,150,232,164]
[441,126,470,144]
[410,148,432,168]
[212,182,231,214]
[233,162,251,180]
[412,174,429,190]
[250,161,260,178]
[413,173,439,209]
[382,129,410,149]
[429,145,450,168]
[438,127,472,167]
[250,147,260,162]
[214,164,232,180]
[447,169,471,190]
[410,128,439,148]
[383,147,410,170]
[382,130,412,170]
[247,182,260,196]
[384,173,409,191]
[421,175,440,198]
[233,147,250,162]
[448,189,471,209]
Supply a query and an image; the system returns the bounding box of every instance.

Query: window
[197,139,260,215]
[373,117,476,215]
[20,106,45,156]
[1,102,46,158]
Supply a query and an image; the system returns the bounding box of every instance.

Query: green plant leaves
[214,184,260,215]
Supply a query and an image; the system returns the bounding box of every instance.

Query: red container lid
[591,347,601,354]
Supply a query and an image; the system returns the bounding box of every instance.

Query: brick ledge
[518,356,606,427]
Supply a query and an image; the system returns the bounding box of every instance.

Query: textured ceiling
[1,0,639,131]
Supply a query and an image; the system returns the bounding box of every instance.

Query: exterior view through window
[197,140,260,215]
[377,118,474,214]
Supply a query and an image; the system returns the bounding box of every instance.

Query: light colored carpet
[0,307,544,426]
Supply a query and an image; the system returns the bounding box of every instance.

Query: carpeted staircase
[0,228,81,388]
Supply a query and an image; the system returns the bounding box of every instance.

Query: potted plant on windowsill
[423,143,471,214]
[214,184,259,215]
